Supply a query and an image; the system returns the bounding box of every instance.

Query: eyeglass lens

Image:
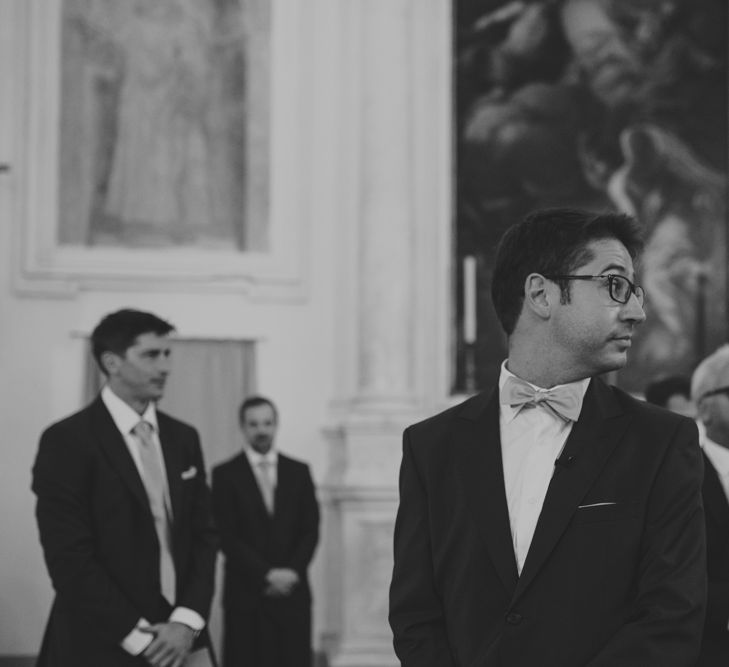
[609,275,643,305]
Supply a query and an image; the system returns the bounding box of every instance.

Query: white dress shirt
[102,386,171,510]
[101,386,204,655]
[498,362,590,574]
[245,446,279,492]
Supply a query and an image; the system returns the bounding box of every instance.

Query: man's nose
[622,292,646,323]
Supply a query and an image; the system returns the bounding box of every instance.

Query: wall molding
[7,0,311,301]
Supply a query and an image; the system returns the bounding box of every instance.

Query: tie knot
[133,421,154,440]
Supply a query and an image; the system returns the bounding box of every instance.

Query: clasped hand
[264,567,300,597]
[141,621,196,667]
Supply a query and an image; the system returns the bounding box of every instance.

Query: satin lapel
[513,378,629,601]
[91,397,149,510]
[455,389,519,594]
[158,415,184,522]
[702,453,729,529]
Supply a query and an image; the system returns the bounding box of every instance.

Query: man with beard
[32,308,217,666]
[212,396,320,667]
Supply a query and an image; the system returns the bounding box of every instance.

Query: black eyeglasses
[543,274,645,306]
[699,386,729,402]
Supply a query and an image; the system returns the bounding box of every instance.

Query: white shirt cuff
[120,617,152,655]
[170,607,205,631]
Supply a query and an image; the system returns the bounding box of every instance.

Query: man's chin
[147,387,165,401]
[600,352,628,374]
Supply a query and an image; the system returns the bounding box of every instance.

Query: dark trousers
[698,635,729,667]
[222,606,311,667]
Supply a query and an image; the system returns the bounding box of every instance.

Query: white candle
[463,256,477,344]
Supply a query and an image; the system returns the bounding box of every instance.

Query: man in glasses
[692,346,729,666]
[390,208,705,666]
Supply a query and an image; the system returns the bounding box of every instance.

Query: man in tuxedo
[32,309,217,667]
[212,396,320,667]
[389,208,706,666]
[692,346,729,665]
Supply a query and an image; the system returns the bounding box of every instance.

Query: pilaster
[321,0,452,664]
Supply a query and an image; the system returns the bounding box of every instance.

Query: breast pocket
[572,501,639,525]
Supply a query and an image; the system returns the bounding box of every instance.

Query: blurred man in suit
[389,208,706,666]
[645,375,697,419]
[212,396,320,667]
[692,345,729,665]
[33,309,217,667]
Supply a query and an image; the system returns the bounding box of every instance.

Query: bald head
[692,345,729,447]
[692,345,729,403]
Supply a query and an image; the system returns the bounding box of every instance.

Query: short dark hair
[644,376,691,408]
[491,208,644,335]
[91,309,175,375]
[238,395,278,424]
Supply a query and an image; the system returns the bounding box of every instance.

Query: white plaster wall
[0,0,344,656]
[0,275,340,657]
[0,0,453,661]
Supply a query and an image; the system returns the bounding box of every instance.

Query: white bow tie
[501,375,583,422]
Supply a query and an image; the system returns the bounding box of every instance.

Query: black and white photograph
[0,1,727,666]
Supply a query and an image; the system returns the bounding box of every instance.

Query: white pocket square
[578,501,617,509]
[181,466,198,480]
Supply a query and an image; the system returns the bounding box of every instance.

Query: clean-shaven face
[241,403,277,455]
[550,238,646,379]
[700,390,729,448]
[107,332,172,406]
[665,394,696,419]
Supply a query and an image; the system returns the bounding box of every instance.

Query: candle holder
[464,341,477,394]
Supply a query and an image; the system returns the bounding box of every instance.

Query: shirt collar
[244,445,278,468]
[702,435,729,478]
[498,360,590,425]
[101,384,159,436]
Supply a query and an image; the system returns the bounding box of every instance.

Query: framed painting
[9,0,308,299]
[453,0,728,394]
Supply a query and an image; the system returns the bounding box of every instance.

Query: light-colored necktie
[186,648,215,667]
[133,420,176,603]
[257,460,275,515]
[501,375,583,422]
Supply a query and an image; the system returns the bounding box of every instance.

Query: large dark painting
[454,0,728,394]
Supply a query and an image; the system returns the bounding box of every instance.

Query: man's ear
[100,351,120,376]
[523,273,552,321]
[697,398,712,427]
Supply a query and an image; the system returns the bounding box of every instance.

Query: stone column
[321,0,451,665]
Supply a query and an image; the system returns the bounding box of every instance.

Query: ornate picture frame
[9,0,309,300]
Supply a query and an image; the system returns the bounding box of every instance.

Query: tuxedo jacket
[211,451,319,616]
[699,452,729,665]
[389,378,706,667]
[32,396,218,667]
